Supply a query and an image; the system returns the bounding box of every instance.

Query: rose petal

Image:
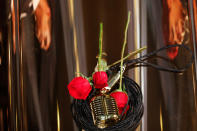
[110,91,128,108]
[118,105,130,115]
[67,77,92,100]
[93,71,108,89]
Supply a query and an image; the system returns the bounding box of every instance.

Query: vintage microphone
[89,65,126,129]
[90,94,119,129]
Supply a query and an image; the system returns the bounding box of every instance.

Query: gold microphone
[90,94,119,129]
[90,66,126,128]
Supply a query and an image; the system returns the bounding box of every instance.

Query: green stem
[107,46,147,68]
[115,82,125,92]
[98,23,103,71]
[119,12,131,89]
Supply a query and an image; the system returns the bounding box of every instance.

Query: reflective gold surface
[90,95,119,129]
[0,0,196,131]
[147,0,197,130]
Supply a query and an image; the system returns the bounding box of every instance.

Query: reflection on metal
[140,0,148,131]
[8,11,15,129]
[68,0,80,77]
[189,0,197,113]
[67,1,80,130]
[8,4,16,129]
[19,24,28,130]
[192,66,197,113]
[133,0,141,131]
[57,101,60,131]
[0,109,3,130]
[160,105,163,131]
[14,0,22,129]
[16,110,18,131]
[133,0,141,84]
[189,0,197,81]
[184,16,190,44]
[127,0,143,130]
[8,36,12,110]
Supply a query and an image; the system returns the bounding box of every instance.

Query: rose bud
[93,71,108,89]
[67,77,92,100]
[110,91,129,115]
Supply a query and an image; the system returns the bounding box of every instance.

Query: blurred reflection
[4,0,197,131]
[0,0,9,130]
[162,0,197,60]
[10,0,56,130]
[147,0,197,131]
[162,0,187,59]
[194,0,197,40]
[21,0,56,131]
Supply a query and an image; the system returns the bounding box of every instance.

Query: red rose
[67,77,92,100]
[93,71,108,89]
[118,105,130,115]
[110,91,129,115]
[110,91,128,108]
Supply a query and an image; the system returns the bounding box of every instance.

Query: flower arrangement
[67,12,145,130]
[67,11,143,108]
[66,11,194,131]
[67,11,146,100]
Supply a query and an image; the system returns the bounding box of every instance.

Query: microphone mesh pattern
[90,95,119,129]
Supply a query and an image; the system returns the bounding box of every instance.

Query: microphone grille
[90,95,119,129]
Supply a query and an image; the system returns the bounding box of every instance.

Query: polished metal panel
[1,0,196,131]
[146,0,197,130]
